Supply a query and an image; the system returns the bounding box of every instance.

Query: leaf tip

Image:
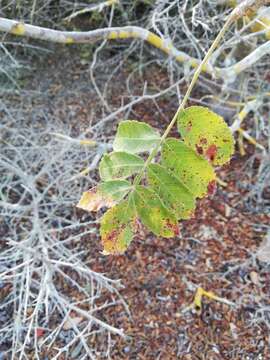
[76,190,92,210]
[167,220,180,236]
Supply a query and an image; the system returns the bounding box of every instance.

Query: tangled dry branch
[0,0,270,79]
[0,100,126,358]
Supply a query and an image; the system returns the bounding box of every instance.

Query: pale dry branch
[1,0,270,79]
[0,101,127,359]
[63,0,119,22]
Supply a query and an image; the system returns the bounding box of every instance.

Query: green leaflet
[113,120,161,154]
[147,164,196,219]
[161,138,216,198]
[132,185,180,238]
[99,151,144,180]
[178,106,234,166]
[100,199,137,255]
[77,180,131,212]
[99,180,131,201]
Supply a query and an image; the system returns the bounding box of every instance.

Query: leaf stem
[133,13,235,186]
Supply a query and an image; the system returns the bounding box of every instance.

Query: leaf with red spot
[100,199,137,254]
[132,186,179,237]
[161,139,216,198]
[177,106,234,165]
[147,164,196,219]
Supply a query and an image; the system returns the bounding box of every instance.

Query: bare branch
[0,0,269,79]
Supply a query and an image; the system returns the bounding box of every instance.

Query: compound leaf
[147,164,196,219]
[132,185,180,237]
[99,151,144,180]
[79,106,235,255]
[177,106,234,166]
[77,180,131,212]
[161,138,216,198]
[113,120,160,154]
[100,199,137,255]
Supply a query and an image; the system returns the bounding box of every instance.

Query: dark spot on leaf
[166,219,180,236]
[106,229,119,243]
[186,121,192,132]
[199,137,208,145]
[196,144,203,155]
[103,225,126,254]
[206,144,217,162]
